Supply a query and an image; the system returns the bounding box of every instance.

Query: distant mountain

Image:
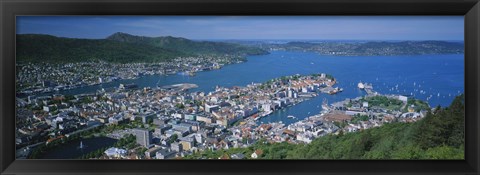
[267,40,464,56]
[16,33,268,63]
[351,41,464,55]
[106,32,267,56]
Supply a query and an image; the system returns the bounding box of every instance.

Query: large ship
[255,111,272,121]
[358,82,365,89]
[328,87,343,94]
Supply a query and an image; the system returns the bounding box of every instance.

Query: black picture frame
[1,0,479,175]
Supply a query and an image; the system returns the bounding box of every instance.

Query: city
[15,16,465,160]
[16,63,430,159]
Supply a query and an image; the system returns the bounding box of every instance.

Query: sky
[16,16,464,41]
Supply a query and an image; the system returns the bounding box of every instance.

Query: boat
[287,115,296,119]
[255,111,272,121]
[78,141,86,150]
[328,87,343,94]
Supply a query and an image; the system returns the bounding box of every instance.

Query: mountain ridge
[274,40,464,56]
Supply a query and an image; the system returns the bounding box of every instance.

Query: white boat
[287,115,296,119]
[78,141,86,150]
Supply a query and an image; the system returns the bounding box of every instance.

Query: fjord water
[56,51,464,125]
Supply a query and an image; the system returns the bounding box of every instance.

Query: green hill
[187,94,465,159]
[106,32,267,56]
[16,33,267,63]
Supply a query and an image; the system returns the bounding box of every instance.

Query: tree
[424,145,464,159]
[175,103,185,109]
[169,134,178,144]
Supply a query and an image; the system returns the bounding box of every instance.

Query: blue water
[46,51,464,125]
[40,137,117,159]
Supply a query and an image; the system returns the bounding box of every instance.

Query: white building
[104,147,127,158]
[362,102,369,108]
[398,95,408,103]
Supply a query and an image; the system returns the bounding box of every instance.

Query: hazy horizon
[16,16,464,41]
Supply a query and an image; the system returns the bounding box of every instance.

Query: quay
[358,82,377,95]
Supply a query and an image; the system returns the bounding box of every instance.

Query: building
[133,128,152,148]
[154,124,172,135]
[398,95,409,103]
[171,142,183,152]
[104,147,127,158]
[179,137,195,151]
[205,104,219,113]
[139,114,155,124]
[230,153,245,159]
[184,114,196,121]
[153,118,166,126]
[155,149,176,159]
[362,102,369,108]
[144,146,162,158]
[196,116,214,124]
[251,149,263,159]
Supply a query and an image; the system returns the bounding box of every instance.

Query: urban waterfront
[15,16,466,160]
[40,51,464,125]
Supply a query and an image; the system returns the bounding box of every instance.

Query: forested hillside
[16,33,267,63]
